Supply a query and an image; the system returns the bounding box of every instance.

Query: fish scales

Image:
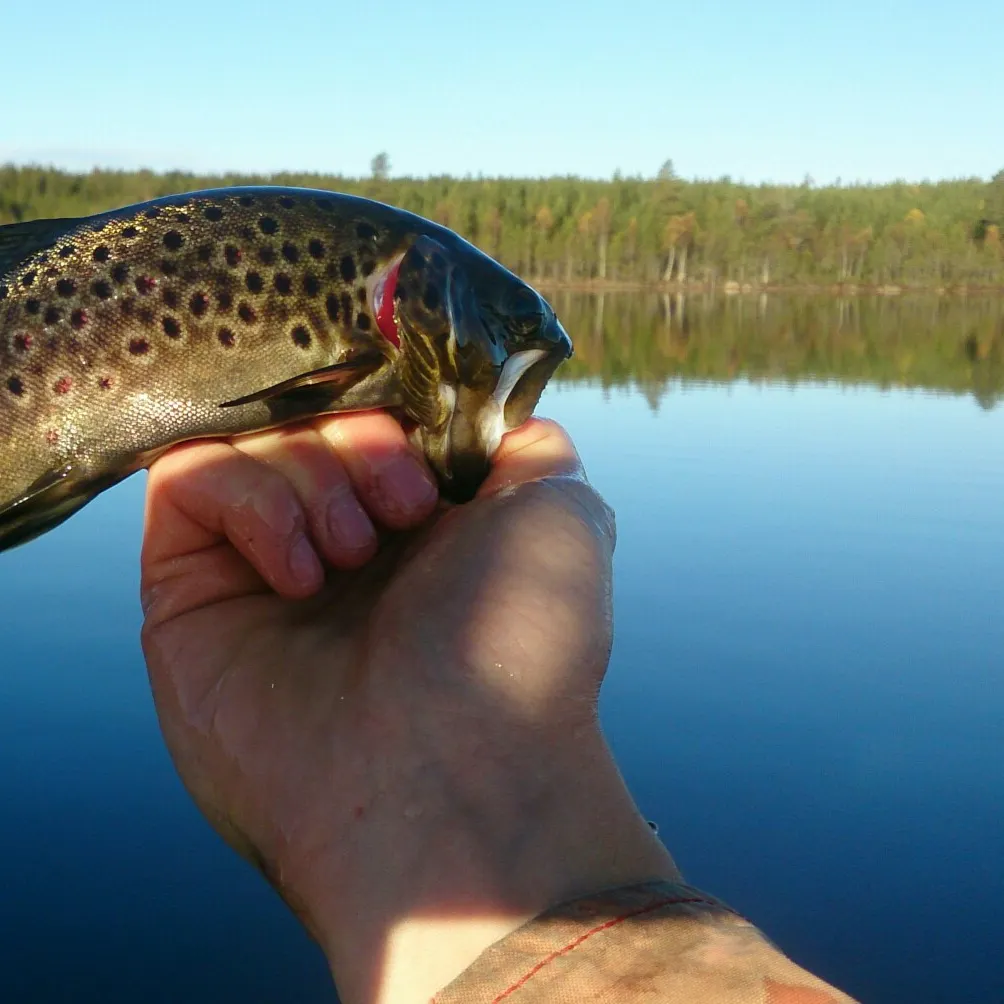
[0,186,573,550]
[0,189,408,507]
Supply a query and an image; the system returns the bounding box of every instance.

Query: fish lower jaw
[486,348,550,453]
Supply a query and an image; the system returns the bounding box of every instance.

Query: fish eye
[503,286,543,335]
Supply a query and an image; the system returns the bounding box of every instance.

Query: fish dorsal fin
[0,217,83,277]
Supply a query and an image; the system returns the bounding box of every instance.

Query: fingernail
[379,456,437,515]
[327,493,376,551]
[289,533,323,586]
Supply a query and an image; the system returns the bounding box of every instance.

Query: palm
[138,413,610,898]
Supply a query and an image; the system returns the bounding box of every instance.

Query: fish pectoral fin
[218,351,391,423]
[0,217,83,276]
[0,462,117,553]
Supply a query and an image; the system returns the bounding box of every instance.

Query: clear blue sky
[4,0,1001,184]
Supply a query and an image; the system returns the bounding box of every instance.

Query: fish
[0,186,573,552]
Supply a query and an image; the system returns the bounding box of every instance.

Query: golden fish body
[0,187,572,550]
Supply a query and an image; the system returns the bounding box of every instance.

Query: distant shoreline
[534,279,1004,296]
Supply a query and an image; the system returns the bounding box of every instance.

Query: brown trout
[0,187,572,551]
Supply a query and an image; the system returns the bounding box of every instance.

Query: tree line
[2,164,1003,290]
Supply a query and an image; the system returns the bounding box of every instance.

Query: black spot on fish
[274,274,292,295]
[259,217,278,235]
[356,312,371,331]
[0,285,7,300]
[22,271,36,288]
[356,288,367,304]
[162,289,179,309]
[340,256,356,282]
[239,195,254,207]
[240,226,255,242]
[217,290,233,313]
[281,242,299,263]
[360,259,375,277]
[121,226,138,239]
[291,325,311,348]
[257,246,276,266]
[204,205,224,222]
[25,299,41,315]
[136,276,156,294]
[129,337,150,355]
[238,303,256,324]
[197,243,213,262]
[112,263,130,284]
[145,207,162,219]
[58,245,75,259]
[44,307,61,326]
[308,239,325,260]
[93,245,111,263]
[303,274,320,297]
[163,230,183,251]
[162,316,181,338]
[325,294,340,323]
[137,306,154,326]
[13,333,31,351]
[225,246,241,267]
[6,375,24,396]
[160,259,178,276]
[71,309,88,330]
[279,196,295,210]
[190,292,209,317]
[120,297,135,317]
[56,278,75,297]
[92,280,112,299]
[217,327,235,347]
[245,272,264,294]
[341,293,352,322]
[356,222,377,241]
[422,283,440,311]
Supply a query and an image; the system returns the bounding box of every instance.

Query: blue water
[1,378,1002,1003]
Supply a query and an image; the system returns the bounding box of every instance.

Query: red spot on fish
[129,337,150,355]
[54,376,72,394]
[135,275,157,294]
[45,429,59,445]
[375,258,401,347]
[70,309,88,330]
[99,376,113,390]
[14,333,32,352]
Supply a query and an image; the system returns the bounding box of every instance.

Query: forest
[2,163,1003,291]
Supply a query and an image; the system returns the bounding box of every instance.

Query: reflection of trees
[552,293,1004,410]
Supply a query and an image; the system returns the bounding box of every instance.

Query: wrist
[287,720,679,1003]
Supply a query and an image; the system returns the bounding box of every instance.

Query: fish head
[376,234,573,502]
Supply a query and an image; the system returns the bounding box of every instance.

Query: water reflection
[1,295,1001,1003]
[546,291,1004,410]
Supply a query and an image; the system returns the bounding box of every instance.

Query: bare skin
[140,413,678,1004]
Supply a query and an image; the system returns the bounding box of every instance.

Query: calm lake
[1,294,1002,1003]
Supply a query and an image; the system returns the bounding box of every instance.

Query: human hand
[139,413,677,1004]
